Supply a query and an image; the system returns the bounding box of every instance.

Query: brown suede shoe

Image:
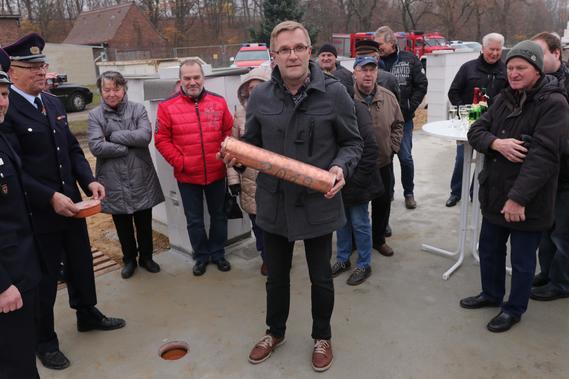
[405,195,417,209]
[376,243,394,257]
[312,339,333,372]
[248,334,286,364]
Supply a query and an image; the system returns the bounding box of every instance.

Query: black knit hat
[506,40,544,74]
[318,44,337,57]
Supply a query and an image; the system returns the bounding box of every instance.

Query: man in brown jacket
[352,56,404,257]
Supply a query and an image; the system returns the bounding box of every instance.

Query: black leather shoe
[139,258,161,273]
[121,260,136,279]
[459,294,500,309]
[37,350,70,370]
[486,311,520,333]
[445,194,460,207]
[530,283,569,301]
[193,261,208,276]
[77,307,126,332]
[532,272,550,287]
[214,258,231,272]
[347,266,371,286]
[384,224,392,238]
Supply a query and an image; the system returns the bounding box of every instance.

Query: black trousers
[112,208,154,263]
[372,163,393,247]
[264,231,334,340]
[36,220,97,353]
[0,288,40,379]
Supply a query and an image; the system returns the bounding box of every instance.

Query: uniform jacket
[354,84,404,168]
[341,102,384,207]
[0,133,42,294]
[3,90,95,233]
[468,75,569,231]
[155,89,233,185]
[88,97,164,214]
[243,61,363,241]
[448,54,507,106]
[382,48,428,121]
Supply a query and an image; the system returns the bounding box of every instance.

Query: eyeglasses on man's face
[11,63,49,72]
[273,45,310,57]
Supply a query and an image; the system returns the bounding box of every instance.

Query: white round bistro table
[422,120,483,280]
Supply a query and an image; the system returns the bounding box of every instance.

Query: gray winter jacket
[88,97,164,214]
[243,60,363,241]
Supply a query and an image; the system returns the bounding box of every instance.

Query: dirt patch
[79,138,170,264]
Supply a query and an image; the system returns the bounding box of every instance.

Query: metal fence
[173,44,242,68]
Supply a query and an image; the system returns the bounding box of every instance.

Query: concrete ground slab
[39,131,569,379]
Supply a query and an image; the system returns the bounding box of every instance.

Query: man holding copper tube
[222,20,362,372]
[2,33,125,370]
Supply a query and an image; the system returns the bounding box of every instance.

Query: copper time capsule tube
[221,137,336,194]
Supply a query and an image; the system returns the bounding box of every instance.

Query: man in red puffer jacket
[155,59,233,276]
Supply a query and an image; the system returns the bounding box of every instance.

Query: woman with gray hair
[88,71,164,279]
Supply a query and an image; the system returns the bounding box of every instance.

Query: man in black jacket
[446,33,507,207]
[463,41,569,332]
[2,33,125,370]
[530,32,569,301]
[0,49,43,379]
[375,25,428,209]
[222,21,362,372]
[317,43,354,95]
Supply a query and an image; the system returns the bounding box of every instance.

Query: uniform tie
[34,97,45,115]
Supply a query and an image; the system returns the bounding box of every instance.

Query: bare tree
[397,0,432,30]
[434,0,475,39]
[139,0,161,27]
[172,0,200,45]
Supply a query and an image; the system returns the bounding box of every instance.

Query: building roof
[0,14,21,20]
[63,3,134,45]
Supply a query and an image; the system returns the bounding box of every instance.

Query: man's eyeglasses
[11,63,49,72]
[274,45,310,56]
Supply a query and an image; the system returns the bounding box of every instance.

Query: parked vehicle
[46,73,93,112]
[230,43,271,68]
[332,31,454,61]
[450,40,482,52]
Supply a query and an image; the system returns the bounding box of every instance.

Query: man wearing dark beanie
[463,40,569,332]
[317,43,354,96]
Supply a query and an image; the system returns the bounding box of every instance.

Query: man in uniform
[2,33,125,370]
[0,47,43,379]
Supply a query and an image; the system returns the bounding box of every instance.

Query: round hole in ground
[159,340,190,361]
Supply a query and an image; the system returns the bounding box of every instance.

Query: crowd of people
[1,21,568,377]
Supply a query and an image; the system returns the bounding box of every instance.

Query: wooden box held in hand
[221,137,336,194]
[73,199,102,218]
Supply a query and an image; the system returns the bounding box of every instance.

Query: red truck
[332,31,453,60]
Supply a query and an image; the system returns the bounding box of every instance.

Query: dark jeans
[264,231,334,340]
[112,208,153,263]
[449,144,474,199]
[396,119,415,196]
[538,191,569,292]
[178,179,227,264]
[478,218,542,318]
[450,144,464,197]
[372,163,393,247]
[36,221,97,353]
[0,288,39,379]
[249,214,265,260]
